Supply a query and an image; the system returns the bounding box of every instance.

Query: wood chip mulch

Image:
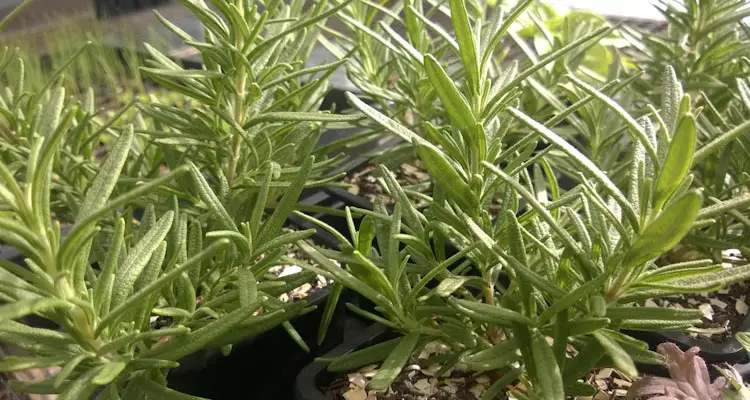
[0,345,58,400]
[270,245,331,302]
[646,249,748,342]
[324,340,636,400]
[326,341,495,400]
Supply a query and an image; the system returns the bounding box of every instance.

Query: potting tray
[626,315,750,366]
[294,323,390,400]
[167,283,353,400]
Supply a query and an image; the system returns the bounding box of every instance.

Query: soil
[324,350,497,400]
[323,341,635,400]
[644,282,748,342]
[0,372,18,400]
[646,249,749,342]
[344,160,431,209]
[342,160,506,216]
[581,368,634,400]
[324,365,636,400]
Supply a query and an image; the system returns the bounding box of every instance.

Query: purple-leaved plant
[626,342,750,400]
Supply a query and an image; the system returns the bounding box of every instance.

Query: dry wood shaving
[328,340,636,400]
[643,249,748,342]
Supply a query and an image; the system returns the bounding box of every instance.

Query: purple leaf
[626,343,727,400]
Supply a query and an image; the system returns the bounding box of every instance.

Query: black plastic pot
[736,359,750,381]
[0,243,23,266]
[626,316,750,367]
[167,284,353,400]
[163,209,359,399]
[95,0,172,19]
[294,323,390,400]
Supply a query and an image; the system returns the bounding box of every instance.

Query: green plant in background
[324,0,622,129]
[294,1,750,398]
[660,64,750,263]
[624,0,750,110]
[514,4,626,79]
[506,3,646,184]
[606,0,750,261]
[510,3,629,115]
[561,0,750,192]
[319,0,450,134]
[2,20,146,103]
[0,3,205,114]
[0,44,144,223]
[517,15,639,181]
[316,0,458,179]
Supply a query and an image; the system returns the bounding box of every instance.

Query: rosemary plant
[683,69,750,261]
[619,0,750,260]
[0,124,200,398]
[622,0,750,260]
[129,0,376,353]
[624,0,750,110]
[504,3,641,184]
[322,0,626,185]
[294,1,750,398]
[0,120,322,397]
[0,1,360,397]
[0,44,146,223]
[139,0,361,217]
[0,0,748,398]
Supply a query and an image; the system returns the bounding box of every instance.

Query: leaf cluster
[0,0,354,397]
[294,1,750,398]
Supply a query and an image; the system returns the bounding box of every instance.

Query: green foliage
[625,0,750,109]
[628,0,750,260]
[0,118,223,396]
[294,1,750,398]
[0,0,749,399]
[0,15,154,103]
[140,0,357,221]
[0,0,351,397]
[0,64,323,400]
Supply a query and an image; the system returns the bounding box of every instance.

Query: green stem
[56,279,102,351]
[227,40,248,184]
[606,268,631,301]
